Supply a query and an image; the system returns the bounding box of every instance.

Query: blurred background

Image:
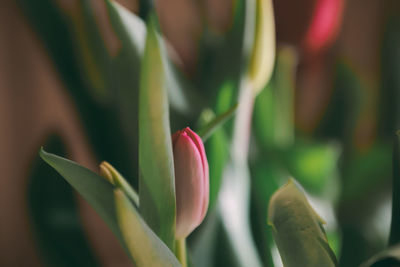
[1,0,399,266]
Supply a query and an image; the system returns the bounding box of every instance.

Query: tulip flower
[303,0,344,54]
[274,0,344,55]
[172,127,209,238]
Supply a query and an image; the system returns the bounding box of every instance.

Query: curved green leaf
[114,189,181,267]
[247,0,275,95]
[39,148,130,258]
[390,131,400,246]
[30,137,98,267]
[268,179,338,267]
[139,19,176,250]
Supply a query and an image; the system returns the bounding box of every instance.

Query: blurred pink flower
[303,0,344,54]
[274,0,344,56]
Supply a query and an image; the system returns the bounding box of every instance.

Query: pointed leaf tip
[139,15,176,250]
[268,179,337,267]
[38,149,131,258]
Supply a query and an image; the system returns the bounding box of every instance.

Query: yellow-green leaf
[114,189,181,267]
[139,19,176,250]
[248,0,276,95]
[268,179,338,267]
[39,148,130,258]
[100,161,139,207]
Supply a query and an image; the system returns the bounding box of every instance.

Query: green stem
[176,238,187,267]
[198,103,238,142]
[389,131,400,246]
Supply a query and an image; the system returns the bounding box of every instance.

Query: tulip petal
[184,128,210,217]
[173,131,207,238]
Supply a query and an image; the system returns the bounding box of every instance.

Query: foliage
[13,0,400,266]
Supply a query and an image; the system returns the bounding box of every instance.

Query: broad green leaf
[105,1,146,186]
[139,19,176,250]
[197,103,238,142]
[110,2,191,113]
[19,1,189,191]
[111,2,146,53]
[114,189,181,267]
[268,179,338,267]
[247,0,276,94]
[361,245,400,267]
[390,131,400,246]
[107,1,190,182]
[30,137,97,267]
[39,148,130,258]
[18,0,146,186]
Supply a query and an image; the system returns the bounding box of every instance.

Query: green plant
[15,0,400,266]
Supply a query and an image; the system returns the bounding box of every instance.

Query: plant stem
[176,238,187,267]
[389,131,400,246]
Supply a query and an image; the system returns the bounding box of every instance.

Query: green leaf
[390,131,400,246]
[268,179,338,267]
[139,19,176,250]
[17,0,139,186]
[30,137,98,267]
[361,245,400,267]
[197,103,238,142]
[39,148,130,258]
[114,189,181,267]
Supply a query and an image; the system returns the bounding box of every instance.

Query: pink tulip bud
[172,127,209,238]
